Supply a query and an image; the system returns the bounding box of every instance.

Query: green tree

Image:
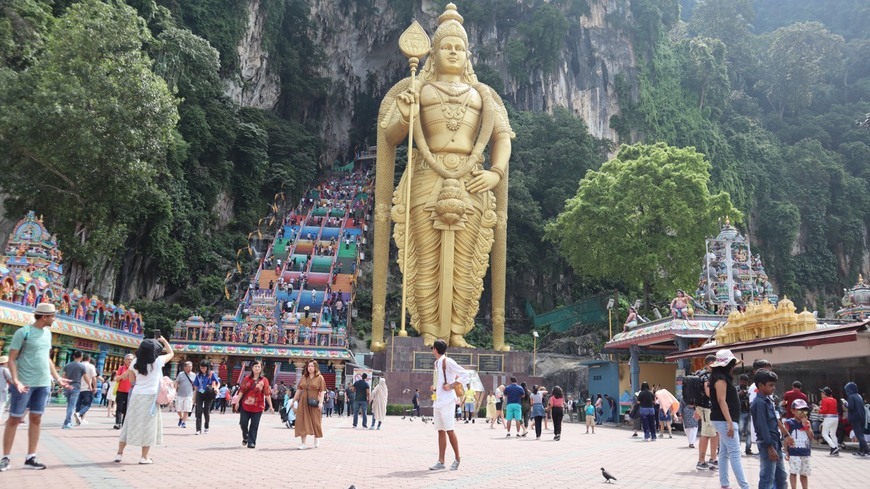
[759,22,845,118]
[679,36,729,109]
[546,142,740,306]
[0,0,54,70]
[687,0,757,89]
[0,0,179,276]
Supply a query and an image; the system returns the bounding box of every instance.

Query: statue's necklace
[432,85,472,140]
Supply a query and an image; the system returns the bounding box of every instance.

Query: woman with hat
[818,386,839,455]
[710,349,749,489]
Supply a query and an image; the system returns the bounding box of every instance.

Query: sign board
[477,354,504,373]
[449,353,472,366]
[352,368,373,390]
[413,351,435,370]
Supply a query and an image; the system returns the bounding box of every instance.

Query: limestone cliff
[225,0,280,110]
[226,0,639,162]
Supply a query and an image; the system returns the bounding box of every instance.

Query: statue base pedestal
[371,336,542,410]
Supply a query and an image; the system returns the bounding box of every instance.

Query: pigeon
[601,467,617,483]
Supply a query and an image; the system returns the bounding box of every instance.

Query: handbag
[442,357,465,398]
[307,397,320,407]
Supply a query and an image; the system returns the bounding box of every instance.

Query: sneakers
[429,462,445,470]
[831,447,840,456]
[204,429,209,434]
[0,457,9,472]
[80,419,89,425]
[113,424,121,430]
[506,433,511,438]
[745,449,754,456]
[62,424,73,429]
[247,444,255,449]
[314,439,320,448]
[242,439,248,446]
[554,435,561,441]
[708,459,719,470]
[181,422,186,428]
[73,413,81,425]
[689,444,695,448]
[24,457,46,470]
[195,430,201,435]
[297,444,309,450]
[852,451,867,457]
[450,460,460,471]
[113,454,122,463]
[696,462,710,470]
[177,419,182,427]
[138,458,153,465]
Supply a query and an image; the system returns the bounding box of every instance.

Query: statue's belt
[414,151,480,180]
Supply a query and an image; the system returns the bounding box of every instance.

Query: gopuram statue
[370,3,513,351]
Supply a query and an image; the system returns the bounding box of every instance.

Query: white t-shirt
[83,361,97,389]
[432,356,469,409]
[130,357,165,396]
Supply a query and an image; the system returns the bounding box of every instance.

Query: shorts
[788,456,811,476]
[505,403,522,421]
[9,386,51,417]
[433,405,455,431]
[586,416,594,427]
[495,402,503,410]
[697,407,717,438]
[176,396,193,413]
[464,402,475,412]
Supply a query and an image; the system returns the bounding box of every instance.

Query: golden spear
[397,20,430,336]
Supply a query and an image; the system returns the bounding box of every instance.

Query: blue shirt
[193,371,219,393]
[751,395,780,447]
[504,383,524,405]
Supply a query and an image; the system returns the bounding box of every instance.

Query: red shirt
[549,397,565,408]
[239,375,271,413]
[782,389,808,418]
[115,365,132,393]
[819,397,838,415]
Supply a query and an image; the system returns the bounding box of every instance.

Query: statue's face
[434,35,467,75]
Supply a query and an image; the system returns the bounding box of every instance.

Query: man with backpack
[693,354,719,470]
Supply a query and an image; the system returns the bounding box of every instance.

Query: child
[785,399,813,489]
[683,402,698,449]
[659,404,673,438]
[283,392,297,428]
[585,398,595,434]
[751,369,788,489]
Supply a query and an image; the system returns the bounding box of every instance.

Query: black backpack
[682,375,704,407]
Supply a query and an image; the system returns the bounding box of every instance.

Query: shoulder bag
[442,357,465,398]
[305,379,320,407]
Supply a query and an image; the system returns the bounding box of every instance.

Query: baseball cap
[820,387,833,396]
[791,399,809,411]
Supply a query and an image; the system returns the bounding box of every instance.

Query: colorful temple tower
[837,275,870,321]
[0,212,144,402]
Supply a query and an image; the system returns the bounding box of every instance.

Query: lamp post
[532,330,539,376]
[389,320,396,372]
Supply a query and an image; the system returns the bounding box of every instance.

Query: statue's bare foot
[449,335,473,348]
[422,333,437,346]
[493,343,511,352]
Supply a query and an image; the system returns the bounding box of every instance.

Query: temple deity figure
[371,3,514,349]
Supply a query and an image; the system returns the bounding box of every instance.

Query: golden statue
[371,3,514,351]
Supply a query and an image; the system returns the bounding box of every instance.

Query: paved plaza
[1,406,867,488]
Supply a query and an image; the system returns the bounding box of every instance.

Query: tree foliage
[547,143,740,303]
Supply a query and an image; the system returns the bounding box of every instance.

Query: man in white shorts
[429,339,469,472]
[174,361,195,428]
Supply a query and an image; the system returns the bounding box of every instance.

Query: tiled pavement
[1,406,867,488]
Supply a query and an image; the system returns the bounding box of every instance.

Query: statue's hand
[396,80,420,123]
[466,169,501,194]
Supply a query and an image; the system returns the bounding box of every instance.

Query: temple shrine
[0,212,144,401]
[169,172,368,388]
[600,220,870,412]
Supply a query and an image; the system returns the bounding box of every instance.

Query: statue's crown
[434,2,468,48]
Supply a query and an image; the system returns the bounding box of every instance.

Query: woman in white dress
[106,372,117,417]
[370,378,388,430]
[113,336,174,464]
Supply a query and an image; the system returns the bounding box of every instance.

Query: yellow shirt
[463,389,476,403]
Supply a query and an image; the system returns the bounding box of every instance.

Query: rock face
[304,0,638,164]
[225,0,280,109]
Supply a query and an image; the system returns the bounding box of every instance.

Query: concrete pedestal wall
[371,336,544,409]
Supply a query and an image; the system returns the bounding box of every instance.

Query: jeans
[76,390,94,417]
[63,385,81,426]
[757,441,788,489]
[712,420,750,489]
[239,409,262,445]
[552,407,563,436]
[114,391,129,426]
[640,407,657,440]
[336,400,344,416]
[352,400,368,427]
[739,412,752,451]
[195,390,215,431]
[852,418,869,454]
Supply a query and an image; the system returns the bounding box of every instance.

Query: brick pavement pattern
[1,406,867,488]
